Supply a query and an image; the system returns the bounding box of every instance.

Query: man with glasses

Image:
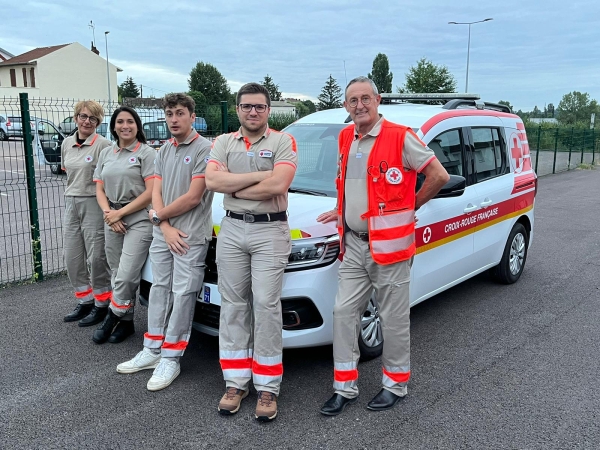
[317,76,449,415]
[205,82,297,422]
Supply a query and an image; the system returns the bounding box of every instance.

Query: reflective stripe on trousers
[333,361,358,392]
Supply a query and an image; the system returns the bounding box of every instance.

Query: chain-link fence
[527,126,598,176]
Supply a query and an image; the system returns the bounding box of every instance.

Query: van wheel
[493,223,528,284]
[358,295,384,361]
[0,130,7,141]
[50,164,64,175]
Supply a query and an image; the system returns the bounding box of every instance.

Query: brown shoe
[218,387,248,415]
[255,391,278,422]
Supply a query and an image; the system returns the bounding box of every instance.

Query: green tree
[119,76,140,99]
[498,100,513,112]
[302,99,317,114]
[398,57,457,94]
[188,62,231,105]
[317,75,343,110]
[187,91,207,115]
[261,74,282,101]
[547,103,555,118]
[294,101,310,118]
[556,91,598,125]
[368,53,393,93]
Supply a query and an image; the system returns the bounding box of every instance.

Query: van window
[428,129,464,176]
[471,127,505,182]
[285,123,346,197]
[143,122,171,141]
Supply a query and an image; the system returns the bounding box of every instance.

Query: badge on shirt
[84,155,93,163]
[205,156,209,163]
[128,156,137,164]
[356,152,363,159]
[385,167,403,184]
[183,155,192,164]
[247,152,255,157]
[258,150,272,158]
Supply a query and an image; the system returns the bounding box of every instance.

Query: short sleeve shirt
[154,130,214,244]
[93,140,156,203]
[344,116,436,232]
[208,127,297,214]
[61,133,112,197]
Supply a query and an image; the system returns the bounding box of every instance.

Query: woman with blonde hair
[62,101,113,326]
[92,106,155,343]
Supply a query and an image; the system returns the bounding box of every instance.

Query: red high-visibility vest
[336,119,417,265]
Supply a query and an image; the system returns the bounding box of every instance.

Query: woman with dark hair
[92,106,156,344]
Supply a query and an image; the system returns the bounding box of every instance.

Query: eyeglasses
[77,114,99,125]
[347,96,375,108]
[239,104,268,113]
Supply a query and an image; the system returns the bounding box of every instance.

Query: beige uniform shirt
[208,127,297,214]
[154,131,214,245]
[345,116,436,232]
[61,133,112,197]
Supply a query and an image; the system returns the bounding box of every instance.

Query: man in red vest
[317,76,449,415]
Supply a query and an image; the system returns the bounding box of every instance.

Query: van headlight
[286,235,340,272]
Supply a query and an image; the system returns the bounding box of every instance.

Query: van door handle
[463,204,479,213]
[480,199,493,207]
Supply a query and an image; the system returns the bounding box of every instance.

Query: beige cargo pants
[217,216,291,396]
[332,231,411,399]
[63,196,112,306]
[104,210,153,320]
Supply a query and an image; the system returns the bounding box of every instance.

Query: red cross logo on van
[511,134,524,174]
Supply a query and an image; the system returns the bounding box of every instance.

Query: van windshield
[284,123,346,198]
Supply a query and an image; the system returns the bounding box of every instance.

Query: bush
[268,112,297,131]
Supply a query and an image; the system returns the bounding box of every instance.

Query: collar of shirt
[114,140,141,154]
[172,129,199,147]
[72,132,99,148]
[354,115,384,140]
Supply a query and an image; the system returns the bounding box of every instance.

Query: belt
[350,229,369,242]
[108,200,130,210]
[226,210,287,223]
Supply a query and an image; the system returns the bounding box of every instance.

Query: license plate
[203,286,211,303]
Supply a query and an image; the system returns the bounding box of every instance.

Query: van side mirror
[433,175,466,199]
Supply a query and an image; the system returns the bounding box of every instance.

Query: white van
[139,94,537,359]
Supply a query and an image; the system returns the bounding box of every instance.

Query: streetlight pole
[104,31,111,107]
[448,18,493,92]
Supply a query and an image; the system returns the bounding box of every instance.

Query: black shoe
[79,306,108,327]
[320,393,358,416]
[64,303,93,322]
[92,310,120,344]
[366,389,405,411]
[108,320,135,344]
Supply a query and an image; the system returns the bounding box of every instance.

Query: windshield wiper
[288,188,327,196]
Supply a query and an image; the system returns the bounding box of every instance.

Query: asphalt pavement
[1,168,599,449]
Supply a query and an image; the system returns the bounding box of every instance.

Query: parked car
[139,93,537,359]
[58,116,76,135]
[193,117,208,134]
[5,116,45,138]
[0,114,7,140]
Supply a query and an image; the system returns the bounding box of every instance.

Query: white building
[0,42,121,102]
[270,100,296,116]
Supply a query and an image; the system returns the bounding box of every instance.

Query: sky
[3,0,600,112]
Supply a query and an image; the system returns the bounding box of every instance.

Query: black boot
[108,320,135,344]
[64,303,93,322]
[79,306,108,327]
[92,310,120,344]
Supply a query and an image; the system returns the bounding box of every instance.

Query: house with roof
[0,47,15,62]
[270,100,296,116]
[0,42,121,102]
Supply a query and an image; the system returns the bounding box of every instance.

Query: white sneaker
[147,359,180,391]
[116,348,161,374]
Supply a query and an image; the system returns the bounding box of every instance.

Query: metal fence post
[220,101,228,134]
[552,128,559,174]
[581,129,586,164]
[534,126,541,173]
[567,127,574,170]
[19,93,44,281]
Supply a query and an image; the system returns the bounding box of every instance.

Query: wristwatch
[151,211,161,225]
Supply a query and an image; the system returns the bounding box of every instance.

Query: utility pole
[104,31,111,106]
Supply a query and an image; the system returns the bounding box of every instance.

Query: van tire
[493,223,528,284]
[358,296,384,361]
[50,164,64,175]
[0,130,7,141]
